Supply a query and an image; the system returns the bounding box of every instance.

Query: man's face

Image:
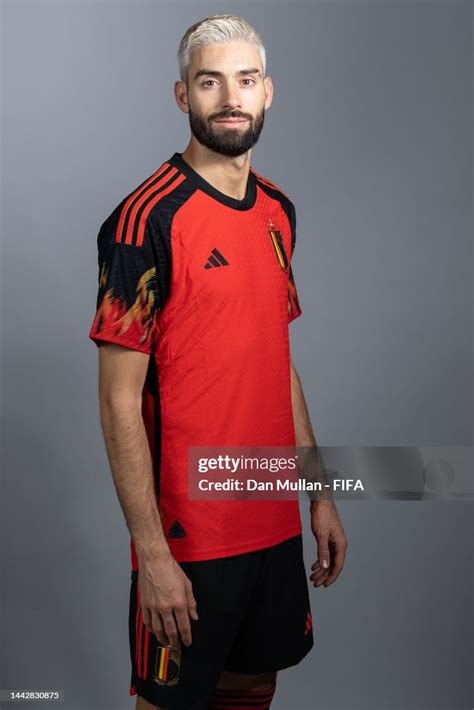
[181,41,272,157]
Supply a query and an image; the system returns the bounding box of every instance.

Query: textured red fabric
[90,155,303,562]
[150,188,302,560]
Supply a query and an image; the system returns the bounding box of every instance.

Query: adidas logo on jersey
[167,520,186,538]
[204,248,229,269]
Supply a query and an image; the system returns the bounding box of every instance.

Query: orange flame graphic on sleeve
[92,264,157,346]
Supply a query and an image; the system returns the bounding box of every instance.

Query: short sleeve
[88,209,162,354]
[287,202,302,323]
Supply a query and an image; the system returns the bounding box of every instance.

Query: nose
[220,81,241,110]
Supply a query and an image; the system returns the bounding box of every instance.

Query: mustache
[210,112,253,121]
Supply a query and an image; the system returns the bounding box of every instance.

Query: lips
[213,118,249,125]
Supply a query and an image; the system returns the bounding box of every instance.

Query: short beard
[188,106,265,158]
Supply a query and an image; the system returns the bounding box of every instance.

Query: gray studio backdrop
[2,1,472,709]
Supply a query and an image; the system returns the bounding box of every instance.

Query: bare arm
[291,360,319,449]
[290,359,331,497]
[97,343,198,647]
[290,359,348,587]
[98,344,166,556]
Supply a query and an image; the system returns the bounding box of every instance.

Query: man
[89,14,347,710]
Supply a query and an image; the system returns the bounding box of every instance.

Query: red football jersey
[89,152,303,563]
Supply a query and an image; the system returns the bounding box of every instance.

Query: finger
[324,566,342,586]
[184,578,199,621]
[310,564,329,579]
[142,605,152,631]
[310,570,329,587]
[161,612,181,650]
[323,549,346,587]
[311,531,331,569]
[151,609,168,646]
[317,535,331,570]
[174,606,193,646]
[151,608,169,646]
[309,563,324,580]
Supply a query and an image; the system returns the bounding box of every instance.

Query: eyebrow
[193,68,261,81]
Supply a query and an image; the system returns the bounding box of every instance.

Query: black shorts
[129,534,314,710]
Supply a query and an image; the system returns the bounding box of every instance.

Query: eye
[202,79,217,87]
[242,78,256,86]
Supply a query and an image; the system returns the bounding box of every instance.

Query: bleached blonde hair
[178,14,266,83]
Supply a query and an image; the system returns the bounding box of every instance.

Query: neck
[180,140,251,201]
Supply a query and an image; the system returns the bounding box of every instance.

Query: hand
[137,551,199,649]
[309,500,348,588]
